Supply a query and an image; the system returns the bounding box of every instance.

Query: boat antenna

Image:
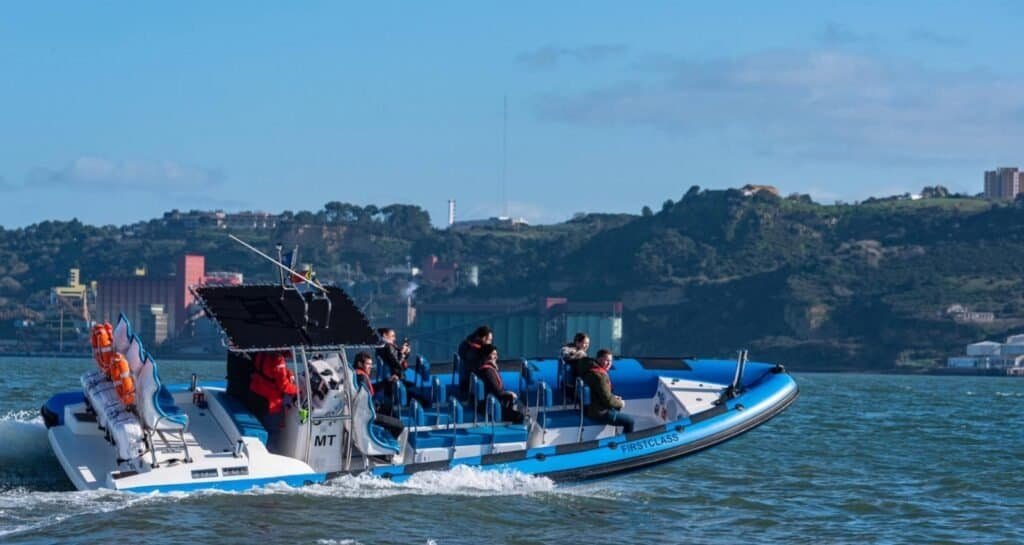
[502,94,508,218]
[228,234,328,295]
[275,243,285,286]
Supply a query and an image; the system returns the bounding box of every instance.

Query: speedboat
[40,255,798,493]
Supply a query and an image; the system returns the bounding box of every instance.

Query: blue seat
[157,386,185,418]
[408,432,454,449]
[369,423,398,451]
[419,409,451,426]
[212,391,268,445]
[408,428,495,449]
[536,409,603,429]
[136,352,188,431]
[414,355,431,385]
[464,424,529,444]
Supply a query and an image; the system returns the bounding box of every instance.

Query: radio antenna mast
[228,234,327,294]
[502,94,508,218]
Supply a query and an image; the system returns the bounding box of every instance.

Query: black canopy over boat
[193,284,378,350]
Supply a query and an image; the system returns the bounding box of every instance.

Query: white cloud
[531,49,1024,166]
[517,44,628,70]
[26,156,224,191]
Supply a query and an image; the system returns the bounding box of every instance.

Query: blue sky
[1,1,1023,227]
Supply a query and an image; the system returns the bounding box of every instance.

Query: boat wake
[0,410,70,492]
[324,465,558,497]
[0,410,609,538]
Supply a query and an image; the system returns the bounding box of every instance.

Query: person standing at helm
[582,349,635,433]
[248,351,298,429]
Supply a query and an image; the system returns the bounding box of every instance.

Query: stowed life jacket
[90,322,115,373]
[249,352,298,414]
[108,352,135,406]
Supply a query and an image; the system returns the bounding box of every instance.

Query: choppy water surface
[1,356,1022,544]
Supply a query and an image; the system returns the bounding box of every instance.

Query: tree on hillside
[380,204,431,236]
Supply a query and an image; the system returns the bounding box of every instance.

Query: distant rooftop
[450,216,529,231]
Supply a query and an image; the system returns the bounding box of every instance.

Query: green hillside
[2,189,1022,370]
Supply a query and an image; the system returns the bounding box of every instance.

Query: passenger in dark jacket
[353,351,404,439]
[472,344,524,424]
[560,332,590,399]
[581,349,635,433]
[376,328,410,381]
[375,327,425,408]
[560,332,590,362]
[457,326,492,398]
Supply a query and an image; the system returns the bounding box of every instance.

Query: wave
[315,541,437,545]
[210,465,559,499]
[0,409,70,492]
[0,487,162,538]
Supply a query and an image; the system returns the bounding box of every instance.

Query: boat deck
[50,392,238,490]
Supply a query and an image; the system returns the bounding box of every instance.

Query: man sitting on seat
[457,325,492,399]
[472,344,525,424]
[582,349,635,433]
[353,351,404,439]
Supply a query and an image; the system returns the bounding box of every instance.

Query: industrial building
[948,334,1024,372]
[411,297,623,363]
[94,254,206,342]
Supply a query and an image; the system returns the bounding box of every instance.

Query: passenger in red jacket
[248,351,298,428]
[353,351,404,439]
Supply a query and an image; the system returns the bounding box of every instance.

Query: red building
[421,255,458,289]
[95,254,205,339]
[177,254,205,332]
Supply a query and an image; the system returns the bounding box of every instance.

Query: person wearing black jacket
[472,344,524,424]
[375,328,427,409]
[457,326,492,398]
[376,328,410,380]
[560,332,590,400]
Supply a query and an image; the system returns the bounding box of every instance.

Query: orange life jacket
[91,323,115,372]
[108,353,135,406]
[249,352,297,414]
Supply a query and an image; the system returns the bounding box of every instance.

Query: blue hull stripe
[121,472,327,494]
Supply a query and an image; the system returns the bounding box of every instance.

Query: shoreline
[0,351,224,362]
[0,352,1019,377]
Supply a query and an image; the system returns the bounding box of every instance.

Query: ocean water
[1,356,1022,544]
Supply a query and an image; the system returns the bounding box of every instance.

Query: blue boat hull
[356,363,799,483]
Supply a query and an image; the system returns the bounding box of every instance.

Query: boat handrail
[576,377,591,442]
